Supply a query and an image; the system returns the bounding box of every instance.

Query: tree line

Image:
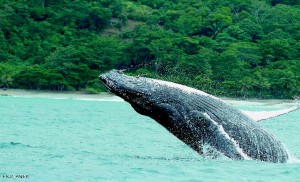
[0,0,299,98]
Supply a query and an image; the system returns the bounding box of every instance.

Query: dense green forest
[0,0,299,98]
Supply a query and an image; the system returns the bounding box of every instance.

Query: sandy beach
[0,89,123,101]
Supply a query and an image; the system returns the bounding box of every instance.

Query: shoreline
[0,89,298,106]
[0,89,123,101]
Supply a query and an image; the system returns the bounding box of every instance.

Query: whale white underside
[202,112,251,160]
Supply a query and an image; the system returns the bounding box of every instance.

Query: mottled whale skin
[99,70,289,163]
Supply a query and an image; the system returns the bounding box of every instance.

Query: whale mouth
[99,70,151,102]
[99,73,115,92]
[99,74,106,83]
[99,70,130,94]
[99,74,109,87]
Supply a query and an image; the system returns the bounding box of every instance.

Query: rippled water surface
[1,96,300,181]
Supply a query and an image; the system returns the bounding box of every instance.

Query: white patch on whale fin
[202,113,251,160]
[241,105,299,122]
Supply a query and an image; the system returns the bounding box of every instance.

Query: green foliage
[0,63,18,89]
[0,0,299,98]
[14,65,68,90]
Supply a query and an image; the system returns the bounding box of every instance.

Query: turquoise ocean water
[1,96,300,181]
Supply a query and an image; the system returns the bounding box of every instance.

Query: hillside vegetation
[0,0,299,98]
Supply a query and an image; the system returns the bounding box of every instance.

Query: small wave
[0,142,33,149]
[125,155,200,162]
[47,154,65,159]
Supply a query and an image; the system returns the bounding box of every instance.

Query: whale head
[99,70,174,117]
[99,70,151,103]
[99,69,200,131]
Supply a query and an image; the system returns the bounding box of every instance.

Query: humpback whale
[99,70,298,163]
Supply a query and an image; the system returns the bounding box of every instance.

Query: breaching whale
[99,70,299,163]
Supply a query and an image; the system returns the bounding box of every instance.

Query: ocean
[1,96,299,181]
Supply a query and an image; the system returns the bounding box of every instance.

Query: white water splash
[284,145,300,163]
[203,113,252,160]
[202,144,230,160]
[287,156,300,163]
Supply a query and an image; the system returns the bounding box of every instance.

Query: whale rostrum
[100,70,298,163]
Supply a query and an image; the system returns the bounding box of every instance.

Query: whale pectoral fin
[184,110,215,155]
[241,105,299,122]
